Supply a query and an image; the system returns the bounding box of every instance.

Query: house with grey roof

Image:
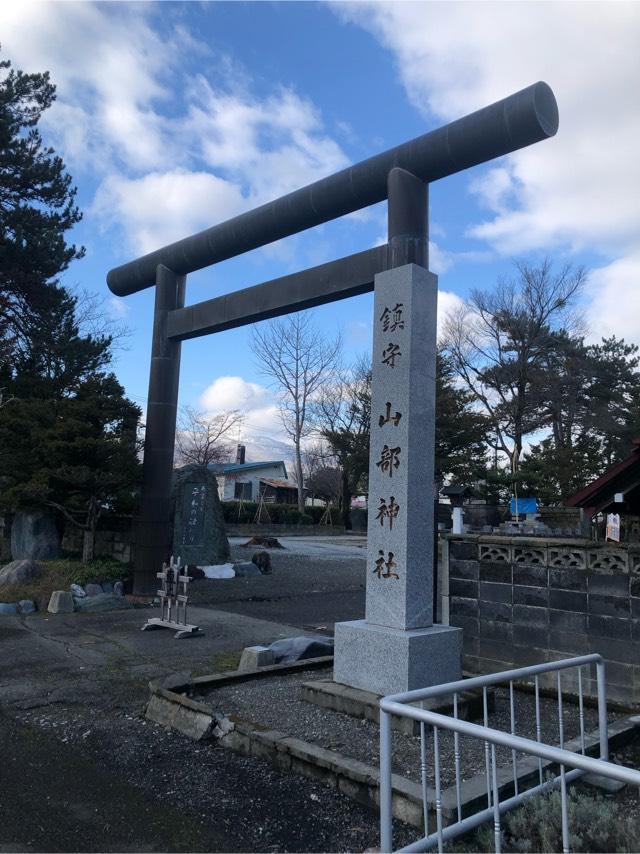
[209,445,298,504]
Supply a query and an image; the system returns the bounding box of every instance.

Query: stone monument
[172,465,230,566]
[333,263,462,697]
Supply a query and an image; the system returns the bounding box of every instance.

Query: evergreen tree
[0,51,140,558]
[435,353,488,484]
[0,51,84,353]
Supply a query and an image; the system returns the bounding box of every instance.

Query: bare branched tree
[313,356,371,528]
[175,406,244,467]
[442,258,586,478]
[250,312,341,512]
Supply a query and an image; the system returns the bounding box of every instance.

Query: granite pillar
[334,262,462,696]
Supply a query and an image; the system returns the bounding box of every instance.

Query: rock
[186,565,205,580]
[0,559,42,589]
[268,635,334,664]
[18,599,36,614]
[201,564,235,580]
[232,562,261,578]
[0,602,18,615]
[101,582,113,594]
[70,583,86,598]
[48,590,75,614]
[251,551,272,574]
[74,593,133,612]
[113,581,125,597]
[84,583,103,597]
[238,645,275,671]
[10,510,60,560]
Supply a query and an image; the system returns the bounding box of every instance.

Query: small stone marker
[334,264,462,697]
[238,645,275,671]
[173,464,230,567]
[48,590,74,614]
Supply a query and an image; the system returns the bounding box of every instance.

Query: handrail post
[380,708,393,853]
[596,658,609,760]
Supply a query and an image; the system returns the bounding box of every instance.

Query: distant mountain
[238,432,296,473]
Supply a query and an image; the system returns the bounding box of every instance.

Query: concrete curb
[145,659,640,830]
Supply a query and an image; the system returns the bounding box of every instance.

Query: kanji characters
[382,342,401,368]
[378,401,402,428]
[376,497,400,530]
[373,550,399,579]
[380,303,405,333]
[376,444,401,477]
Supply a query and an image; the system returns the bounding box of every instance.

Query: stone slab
[10,510,60,560]
[238,645,275,671]
[333,619,462,696]
[172,464,230,566]
[48,590,74,614]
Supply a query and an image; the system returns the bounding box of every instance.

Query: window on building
[234,481,252,500]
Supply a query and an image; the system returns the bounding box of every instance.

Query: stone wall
[62,516,134,564]
[443,534,640,706]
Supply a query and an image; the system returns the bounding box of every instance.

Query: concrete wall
[443,534,640,706]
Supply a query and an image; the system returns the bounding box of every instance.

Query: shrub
[459,784,640,853]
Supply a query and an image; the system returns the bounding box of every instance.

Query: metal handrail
[379,656,638,853]
[382,653,604,705]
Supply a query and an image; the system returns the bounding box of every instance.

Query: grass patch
[190,650,243,677]
[0,557,130,610]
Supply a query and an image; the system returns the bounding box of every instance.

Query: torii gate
[108,81,558,694]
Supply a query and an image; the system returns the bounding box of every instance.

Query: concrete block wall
[444,534,640,706]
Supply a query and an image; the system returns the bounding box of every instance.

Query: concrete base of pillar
[333,619,462,697]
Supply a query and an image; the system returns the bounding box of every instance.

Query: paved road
[0,540,393,853]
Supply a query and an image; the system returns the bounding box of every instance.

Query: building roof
[565,438,640,515]
[260,477,298,491]
[209,460,288,476]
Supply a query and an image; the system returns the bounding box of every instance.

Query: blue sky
[2,1,639,460]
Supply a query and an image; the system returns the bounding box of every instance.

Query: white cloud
[0,3,351,258]
[585,252,640,345]
[437,290,464,343]
[0,2,175,173]
[93,170,246,256]
[198,375,289,450]
[337,1,640,340]
[200,375,270,413]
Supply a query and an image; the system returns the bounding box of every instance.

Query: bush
[72,557,128,586]
[456,784,640,853]
[222,501,326,525]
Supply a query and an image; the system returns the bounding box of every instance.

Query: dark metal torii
[107,82,558,594]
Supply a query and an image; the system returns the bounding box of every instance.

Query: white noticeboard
[606,513,621,542]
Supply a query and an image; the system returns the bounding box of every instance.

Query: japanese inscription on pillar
[372,301,406,580]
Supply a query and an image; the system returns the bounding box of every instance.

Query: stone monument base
[333,620,463,697]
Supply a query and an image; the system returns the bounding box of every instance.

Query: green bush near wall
[221,502,329,525]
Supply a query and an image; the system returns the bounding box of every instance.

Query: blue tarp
[509,497,538,515]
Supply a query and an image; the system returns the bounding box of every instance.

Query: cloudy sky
[2,1,639,459]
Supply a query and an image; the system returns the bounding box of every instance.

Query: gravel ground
[7,698,418,852]
[202,667,626,788]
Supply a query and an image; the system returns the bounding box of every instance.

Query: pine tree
[0,51,84,353]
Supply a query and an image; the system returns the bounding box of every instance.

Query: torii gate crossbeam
[107,82,558,596]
